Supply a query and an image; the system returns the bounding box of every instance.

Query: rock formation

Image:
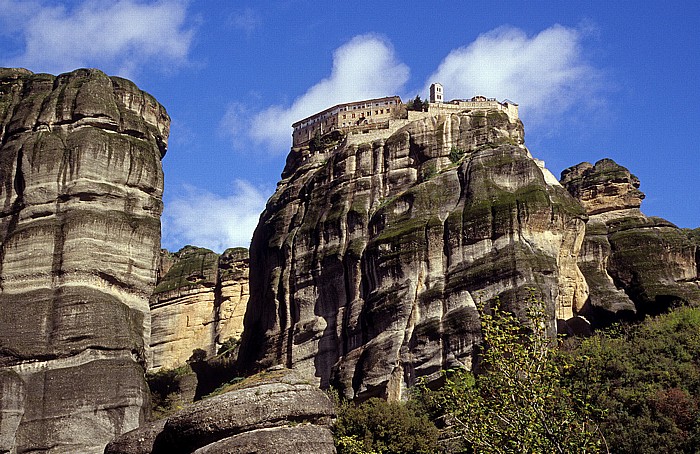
[239,109,589,400]
[150,246,249,370]
[105,367,336,454]
[561,159,700,325]
[0,68,168,453]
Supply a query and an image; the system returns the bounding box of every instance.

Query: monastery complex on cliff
[292,83,519,147]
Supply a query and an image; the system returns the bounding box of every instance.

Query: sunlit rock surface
[239,109,588,400]
[150,246,249,370]
[562,159,700,325]
[0,68,168,453]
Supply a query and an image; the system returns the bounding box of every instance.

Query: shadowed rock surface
[105,367,336,454]
[561,159,700,325]
[150,246,249,370]
[0,68,168,453]
[238,109,588,400]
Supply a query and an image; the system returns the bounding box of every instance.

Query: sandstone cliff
[561,159,700,325]
[238,109,588,400]
[150,246,249,370]
[0,68,168,453]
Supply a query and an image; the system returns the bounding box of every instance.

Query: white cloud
[219,102,251,149]
[162,180,268,253]
[1,0,193,77]
[426,25,599,123]
[229,8,261,36]
[246,34,410,152]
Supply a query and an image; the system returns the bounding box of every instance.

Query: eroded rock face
[105,367,336,454]
[150,246,249,370]
[239,110,588,400]
[0,68,168,453]
[561,159,700,324]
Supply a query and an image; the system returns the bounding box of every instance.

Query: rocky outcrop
[150,246,249,370]
[239,109,588,400]
[0,68,168,453]
[105,367,336,454]
[217,248,251,344]
[687,228,700,278]
[561,159,700,324]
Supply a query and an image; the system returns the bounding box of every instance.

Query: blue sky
[1,1,698,252]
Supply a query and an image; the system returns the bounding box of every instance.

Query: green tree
[309,131,323,151]
[419,293,605,453]
[561,307,700,453]
[217,336,240,356]
[408,95,425,111]
[333,397,439,454]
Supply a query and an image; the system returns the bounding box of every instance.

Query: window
[375,110,379,115]
[352,113,355,118]
[343,114,346,119]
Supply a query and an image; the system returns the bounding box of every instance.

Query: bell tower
[429,83,443,103]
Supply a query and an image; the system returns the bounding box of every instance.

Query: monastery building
[291,83,518,147]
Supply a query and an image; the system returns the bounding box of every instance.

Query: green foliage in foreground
[332,298,700,453]
[562,306,700,453]
[216,336,240,357]
[333,396,439,454]
[415,294,604,453]
[448,146,466,164]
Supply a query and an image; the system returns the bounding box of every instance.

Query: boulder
[192,425,335,454]
[105,367,336,454]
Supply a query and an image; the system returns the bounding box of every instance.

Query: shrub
[420,163,437,181]
[145,364,193,419]
[417,293,604,453]
[562,306,700,453]
[217,336,240,356]
[333,397,439,454]
[448,146,465,164]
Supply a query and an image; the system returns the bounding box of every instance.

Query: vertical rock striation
[239,110,588,400]
[150,247,249,370]
[0,68,168,453]
[561,159,700,325]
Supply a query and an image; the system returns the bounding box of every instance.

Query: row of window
[342,107,391,120]
[294,107,394,137]
[341,100,396,111]
[294,98,401,138]
[298,100,398,128]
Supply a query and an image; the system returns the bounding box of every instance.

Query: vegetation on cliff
[561,307,700,453]
[332,298,700,453]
